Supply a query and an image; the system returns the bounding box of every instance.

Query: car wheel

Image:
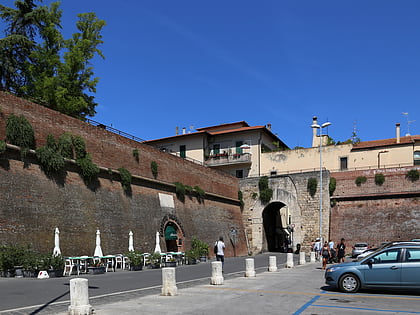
[339,273,360,293]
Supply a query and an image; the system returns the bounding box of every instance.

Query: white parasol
[154,231,162,254]
[94,229,103,257]
[128,230,134,252]
[52,227,61,257]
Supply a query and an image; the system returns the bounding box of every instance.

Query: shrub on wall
[58,133,74,159]
[184,185,193,195]
[355,176,367,186]
[258,176,273,204]
[118,167,132,193]
[307,177,317,197]
[238,190,244,209]
[374,173,385,186]
[329,177,336,196]
[406,169,419,182]
[76,154,100,184]
[6,114,35,157]
[151,161,158,179]
[132,149,139,162]
[72,135,87,159]
[36,134,65,175]
[194,185,205,203]
[0,140,5,154]
[174,182,185,201]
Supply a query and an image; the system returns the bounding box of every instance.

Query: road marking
[293,295,320,315]
[312,304,420,314]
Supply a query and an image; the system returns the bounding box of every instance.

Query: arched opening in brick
[262,201,290,252]
[163,222,184,252]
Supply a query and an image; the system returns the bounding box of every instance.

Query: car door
[362,248,402,286]
[400,248,420,287]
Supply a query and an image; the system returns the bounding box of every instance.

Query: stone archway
[160,214,186,252]
[262,202,290,252]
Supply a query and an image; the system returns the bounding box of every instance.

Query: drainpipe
[258,131,262,176]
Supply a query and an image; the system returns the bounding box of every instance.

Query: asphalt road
[0,252,293,314]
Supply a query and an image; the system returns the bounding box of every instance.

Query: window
[180,145,186,158]
[370,248,400,264]
[340,157,348,170]
[235,169,244,178]
[236,141,243,154]
[405,248,420,262]
[213,144,220,155]
[270,171,277,176]
[414,151,420,165]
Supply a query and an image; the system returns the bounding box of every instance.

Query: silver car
[325,244,420,293]
[352,242,368,258]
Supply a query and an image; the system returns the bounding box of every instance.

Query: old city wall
[330,167,420,248]
[240,171,330,254]
[0,92,246,257]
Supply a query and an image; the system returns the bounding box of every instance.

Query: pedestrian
[215,236,225,268]
[321,241,331,270]
[337,238,346,263]
[328,239,334,250]
[313,238,321,261]
[328,239,336,263]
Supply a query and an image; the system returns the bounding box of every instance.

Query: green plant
[76,154,99,184]
[251,192,258,199]
[36,134,65,175]
[151,161,158,179]
[194,186,205,202]
[6,114,35,157]
[238,190,244,208]
[258,176,273,203]
[132,149,139,162]
[72,135,87,159]
[0,140,6,154]
[49,254,65,270]
[148,252,162,266]
[58,133,74,159]
[374,173,385,186]
[118,167,132,192]
[406,169,420,182]
[126,250,143,266]
[307,177,317,197]
[174,182,185,201]
[329,177,336,196]
[191,237,209,257]
[355,176,367,186]
[184,185,193,194]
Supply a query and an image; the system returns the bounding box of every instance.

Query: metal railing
[205,153,252,166]
[86,119,145,143]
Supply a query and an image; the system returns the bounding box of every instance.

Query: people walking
[215,236,226,268]
[321,241,331,270]
[337,238,346,263]
[313,238,321,261]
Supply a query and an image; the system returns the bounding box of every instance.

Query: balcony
[205,152,252,167]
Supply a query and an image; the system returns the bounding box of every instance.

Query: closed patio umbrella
[154,231,162,254]
[128,231,134,252]
[94,229,103,257]
[52,227,61,257]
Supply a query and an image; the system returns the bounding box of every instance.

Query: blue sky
[2,1,420,148]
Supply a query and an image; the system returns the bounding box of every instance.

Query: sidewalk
[83,262,325,315]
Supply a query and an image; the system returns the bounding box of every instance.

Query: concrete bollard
[285,253,294,268]
[310,251,316,263]
[161,267,178,296]
[299,252,306,265]
[68,278,92,315]
[245,258,256,277]
[210,261,224,285]
[268,256,277,272]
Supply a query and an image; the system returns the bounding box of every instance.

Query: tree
[0,1,105,119]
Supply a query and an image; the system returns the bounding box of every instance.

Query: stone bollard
[285,253,294,268]
[68,278,92,315]
[161,267,178,296]
[299,252,306,265]
[245,258,256,277]
[310,251,316,263]
[268,256,277,272]
[210,261,224,285]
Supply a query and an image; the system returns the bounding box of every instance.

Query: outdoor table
[67,256,93,275]
[101,255,116,272]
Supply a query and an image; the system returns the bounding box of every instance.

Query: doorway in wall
[164,224,179,252]
[262,202,290,252]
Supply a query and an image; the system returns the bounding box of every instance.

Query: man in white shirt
[215,236,226,268]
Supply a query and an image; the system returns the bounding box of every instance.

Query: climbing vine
[6,114,35,157]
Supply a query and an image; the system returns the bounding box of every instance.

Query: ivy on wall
[118,167,132,193]
[259,176,273,204]
[307,177,317,197]
[6,114,35,157]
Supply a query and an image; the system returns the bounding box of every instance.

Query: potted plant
[165,257,177,267]
[147,252,162,269]
[47,255,65,277]
[191,237,209,262]
[88,260,106,274]
[126,251,144,271]
[184,249,198,265]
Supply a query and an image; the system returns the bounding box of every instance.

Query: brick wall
[0,92,246,257]
[330,168,420,251]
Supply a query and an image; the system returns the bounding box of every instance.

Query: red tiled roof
[196,121,249,132]
[352,135,420,150]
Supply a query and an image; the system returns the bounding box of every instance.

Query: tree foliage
[0,1,105,119]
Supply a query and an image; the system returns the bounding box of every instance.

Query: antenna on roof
[402,112,415,136]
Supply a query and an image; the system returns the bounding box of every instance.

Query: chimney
[266,123,272,131]
[175,126,179,136]
[312,116,318,147]
[396,123,400,143]
[182,127,186,135]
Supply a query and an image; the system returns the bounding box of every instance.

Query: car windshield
[355,243,367,247]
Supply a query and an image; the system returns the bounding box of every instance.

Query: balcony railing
[205,153,252,166]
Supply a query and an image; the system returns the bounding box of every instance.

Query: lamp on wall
[311,120,332,244]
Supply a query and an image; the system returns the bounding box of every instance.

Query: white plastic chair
[63,258,75,276]
[115,255,124,270]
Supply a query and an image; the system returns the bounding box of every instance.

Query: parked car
[325,244,420,293]
[355,241,420,261]
[351,243,369,258]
